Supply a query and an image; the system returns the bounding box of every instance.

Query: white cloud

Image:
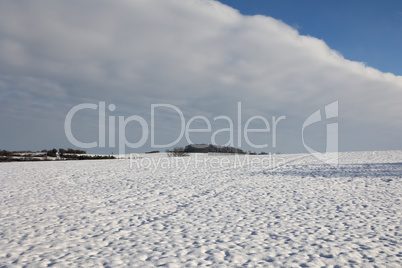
[0,0,401,152]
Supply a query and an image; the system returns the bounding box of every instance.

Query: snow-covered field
[1,151,402,267]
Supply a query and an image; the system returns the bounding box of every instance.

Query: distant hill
[183,144,246,154]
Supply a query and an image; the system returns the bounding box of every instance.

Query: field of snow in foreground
[1,151,402,267]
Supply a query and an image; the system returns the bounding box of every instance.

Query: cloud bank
[1,0,401,153]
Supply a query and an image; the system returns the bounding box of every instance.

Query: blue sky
[1,0,402,155]
[219,0,402,75]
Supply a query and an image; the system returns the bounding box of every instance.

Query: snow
[0,151,402,267]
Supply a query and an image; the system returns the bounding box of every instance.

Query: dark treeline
[0,148,115,162]
[166,144,247,157]
[183,144,246,154]
[166,144,270,156]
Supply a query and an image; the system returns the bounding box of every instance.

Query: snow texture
[1,151,402,267]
